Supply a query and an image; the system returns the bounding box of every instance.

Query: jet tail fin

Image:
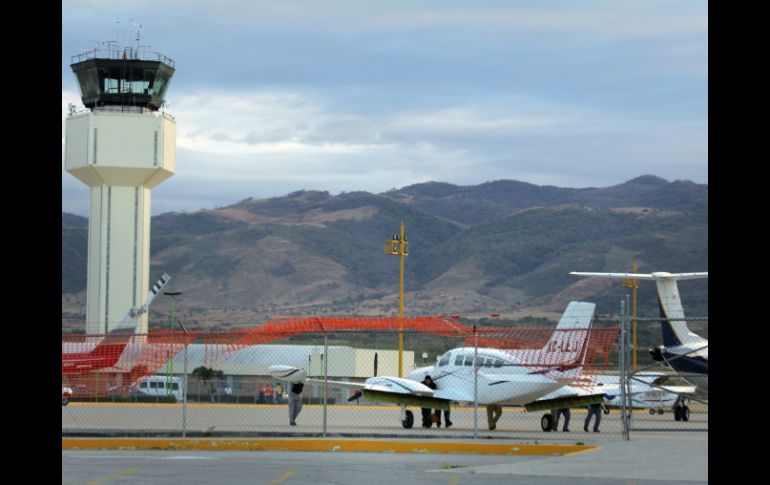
[570,271,707,347]
[111,273,172,334]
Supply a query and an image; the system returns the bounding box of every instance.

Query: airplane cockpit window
[438,353,451,367]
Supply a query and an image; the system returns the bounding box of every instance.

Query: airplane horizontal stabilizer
[570,272,707,281]
[524,393,605,412]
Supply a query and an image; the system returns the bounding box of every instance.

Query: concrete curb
[62,437,598,456]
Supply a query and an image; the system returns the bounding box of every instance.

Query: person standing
[265,383,273,404]
[584,402,602,432]
[486,404,503,430]
[552,407,570,432]
[289,382,304,426]
[421,375,437,428]
[434,406,452,428]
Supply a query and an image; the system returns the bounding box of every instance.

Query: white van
[135,375,184,402]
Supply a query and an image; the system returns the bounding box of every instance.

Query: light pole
[621,260,639,372]
[164,291,182,397]
[384,221,408,377]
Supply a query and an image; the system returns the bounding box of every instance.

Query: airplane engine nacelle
[268,365,307,383]
[649,347,664,362]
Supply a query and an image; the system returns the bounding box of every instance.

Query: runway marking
[64,402,539,412]
[63,438,597,456]
[83,466,139,485]
[270,471,295,484]
[562,445,601,456]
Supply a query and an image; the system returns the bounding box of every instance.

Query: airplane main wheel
[62,397,69,406]
[681,406,690,422]
[541,413,553,432]
[674,406,682,421]
[402,410,414,429]
[649,409,656,415]
[657,409,664,415]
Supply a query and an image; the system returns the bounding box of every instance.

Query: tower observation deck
[65,40,177,337]
[70,46,175,111]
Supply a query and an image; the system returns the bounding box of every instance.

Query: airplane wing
[523,384,605,412]
[269,366,451,410]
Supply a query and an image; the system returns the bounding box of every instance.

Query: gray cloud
[62,1,707,216]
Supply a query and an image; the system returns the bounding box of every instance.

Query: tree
[191,366,224,394]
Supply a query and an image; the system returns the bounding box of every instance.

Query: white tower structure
[65,41,176,336]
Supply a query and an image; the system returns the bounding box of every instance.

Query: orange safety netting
[62,316,619,397]
[470,326,620,382]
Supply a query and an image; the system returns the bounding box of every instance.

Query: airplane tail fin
[571,271,707,347]
[529,301,595,378]
[111,273,172,334]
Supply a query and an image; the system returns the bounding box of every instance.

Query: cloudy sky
[62,0,708,216]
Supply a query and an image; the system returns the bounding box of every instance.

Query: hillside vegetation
[62,175,708,351]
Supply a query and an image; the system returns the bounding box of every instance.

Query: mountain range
[62,175,708,343]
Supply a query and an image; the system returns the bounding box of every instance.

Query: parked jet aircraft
[270,301,606,429]
[61,273,171,405]
[570,271,708,394]
[538,372,697,427]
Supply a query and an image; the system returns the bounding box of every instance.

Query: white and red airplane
[62,273,170,405]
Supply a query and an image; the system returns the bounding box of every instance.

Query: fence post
[473,324,478,439]
[323,333,328,437]
[619,299,629,441]
[625,294,633,433]
[182,340,188,437]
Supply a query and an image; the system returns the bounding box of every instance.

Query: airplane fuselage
[406,347,570,406]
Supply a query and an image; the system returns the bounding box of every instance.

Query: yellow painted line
[448,477,460,485]
[65,402,545,412]
[66,402,398,410]
[62,438,597,456]
[562,445,601,457]
[83,466,139,485]
[270,471,295,485]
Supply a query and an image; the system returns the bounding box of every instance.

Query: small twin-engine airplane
[61,273,171,405]
[270,301,606,429]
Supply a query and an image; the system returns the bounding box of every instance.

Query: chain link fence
[62,310,706,440]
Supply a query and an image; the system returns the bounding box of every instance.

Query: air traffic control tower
[65,43,176,336]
